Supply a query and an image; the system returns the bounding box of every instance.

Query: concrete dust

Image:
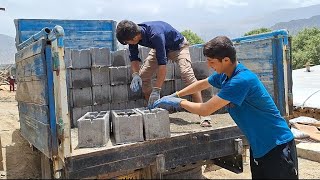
[1,84,320,179]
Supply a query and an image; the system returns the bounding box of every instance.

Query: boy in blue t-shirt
[153,36,298,179]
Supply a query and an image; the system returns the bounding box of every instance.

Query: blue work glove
[130,72,142,92]
[153,95,185,109]
[148,87,161,109]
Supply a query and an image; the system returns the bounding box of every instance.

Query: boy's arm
[181,95,230,116]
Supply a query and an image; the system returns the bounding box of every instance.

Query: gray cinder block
[110,102,127,110]
[128,85,143,100]
[135,108,170,140]
[165,62,175,81]
[70,69,92,88]
[192,61,214,80]
[174,63,181,79]
[111,109,144,144]
[127,99,145,109]
[111,49,130,66]
[91,47,111,67]
[71,49,91,69]
[78,111,110,148]
[189,46,202,62]
[93,103,110,112]
[109,66,128,85]
[110,84,128,103]
[64,48,72,68]
[161,80,175,96]
[91,66,110,85]
[139,47,151,61]
[92,85,111,105]
[71,106,92,128]
[72,87,93,107]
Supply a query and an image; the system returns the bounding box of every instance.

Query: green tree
[292,27,320,69]
[181,30,204,45]
[244,28,272,36]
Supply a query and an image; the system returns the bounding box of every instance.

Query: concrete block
[72,87,93,107]
[189,46,202,62]
[161,80,176,96]
[111,84,128,103]
[71,49,91,69]
[127,99,145,109]
[71,106,92,128]
[109,66,128,85]
[91,66,110,85]
[139,47,151,61]
[192,61,214,80]
[200,47,206,62]
[78,111,110,148]
[64,48,72,68]
[110,102,127,110]
[111,49,130,66]
[297,143,320,163]
[93,103,110,112]
[174,63,181,79]
[128,85,143,100]
[165,62,175,81]
[70,69,92,88]
[92,85,111,105]
[111,109,144,144]
[135,108,170,140]
[91,47,111,67]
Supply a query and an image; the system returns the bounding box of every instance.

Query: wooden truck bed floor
[70,112,235,156]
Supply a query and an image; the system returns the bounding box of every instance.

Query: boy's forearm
[177,78,211,97]
[131,61,141,74]
[154,65,166,88]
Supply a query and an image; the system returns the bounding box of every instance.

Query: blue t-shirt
[208,63,294,158]
[129,21,185,65]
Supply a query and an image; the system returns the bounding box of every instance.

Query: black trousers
[250,139,298,179]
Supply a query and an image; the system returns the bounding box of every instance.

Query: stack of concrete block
[66,49,94,127]
[135,108,170,140]
[78,111,110,148]
[91,47,112,114]
[111,109,144,144]
[111,49,130,66]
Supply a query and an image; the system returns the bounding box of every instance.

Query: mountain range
[1,4,320,64]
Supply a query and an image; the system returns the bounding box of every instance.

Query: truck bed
[70,112,235,156]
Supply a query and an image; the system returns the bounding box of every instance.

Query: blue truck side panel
[14,19,117,50]
[15,39,52,157]
[232,30,289,115]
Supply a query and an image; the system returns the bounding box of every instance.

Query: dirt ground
[1,84,320,179]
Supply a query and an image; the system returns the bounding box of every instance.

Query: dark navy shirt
[208,63,294,158]
[129,21,184,65]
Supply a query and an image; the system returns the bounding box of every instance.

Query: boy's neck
[225,61,238,78]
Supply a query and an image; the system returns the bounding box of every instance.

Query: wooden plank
[65,126,244,174]
[65,137,240,179]
[18,102,49,124]
[41,153,53,179]
[51,40,72,159]
[235,39,273,60]
[15,39,45,62]
[0,137,3,171]
[16,79,48,105]
[19,112,51,157]
[292,123,320,141]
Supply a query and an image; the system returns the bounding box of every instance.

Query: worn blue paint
[32,53,47,78]
[273,38,286,115]
[15,40,44,63]
[17,27,50,50]
[233,29,289,46]
[18,102,49,124]
[45,45,58,157]
[15,19,117,50]
[57,37,64,47]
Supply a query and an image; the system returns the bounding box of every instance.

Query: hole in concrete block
[116,110,137,116]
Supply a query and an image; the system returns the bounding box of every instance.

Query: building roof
[293,65,320,108]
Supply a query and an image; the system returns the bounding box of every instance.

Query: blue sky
[1,0,320,38]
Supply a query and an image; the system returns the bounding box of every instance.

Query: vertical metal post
[156,154,165,179]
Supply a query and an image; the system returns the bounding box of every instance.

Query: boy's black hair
[203,36,236,63]
[116,20,140,45]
